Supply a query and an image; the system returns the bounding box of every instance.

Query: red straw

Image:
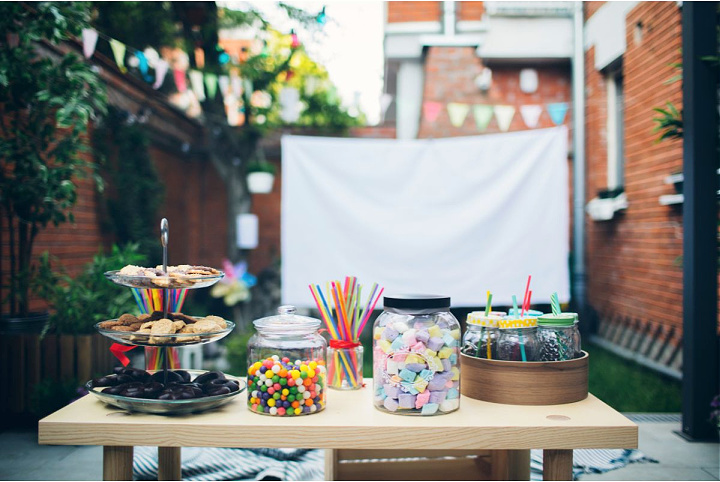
[522,275,532,315]
[526,290,532,314]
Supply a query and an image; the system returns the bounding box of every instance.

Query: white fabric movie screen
[281,126,570,308]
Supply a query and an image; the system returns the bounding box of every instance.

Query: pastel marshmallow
[386,359,399,375]
[421,403,439,415]
[402,329,417,346]
[405,354,424,365]
[427,325,442,338]
[437,320,450,329]
[415,391,431,408]
[393,321,410,333]
[411,342,427,353]
[416,330,430,344]
[384,384,400,399]
[383,397,399,412]
[412,377,429,393]
[419,369,434,380]
[428,375,449,391]
[398,393,417,409]
[427,337,445,352]
[449,353,458,364]
[382,326,399,341]
[439,398,459,412]
[429,390,447,404]
[450,329,461,340]
[405,363,426,372]
[373,326,383,340]
[442,333,456,348]
[399,368,416,383]
[446,387,460,400]
[441,358,452,372]
[378,339,392,354]
[450,367,460,381]
[390,337,406,351]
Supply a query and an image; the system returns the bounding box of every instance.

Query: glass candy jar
[497,316,539,362]
[462,311,506,359]
[537,313,581,361]
[373,295,461,416]
[247,305,327,416]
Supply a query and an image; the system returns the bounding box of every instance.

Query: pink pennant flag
[153,60,169,90]
[173,69,187,93]
[82,28,98,59]
[423,101,442,123]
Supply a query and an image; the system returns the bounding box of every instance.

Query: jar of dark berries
[537,313,581,361]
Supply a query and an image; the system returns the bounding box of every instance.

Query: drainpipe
[572,2,587,323]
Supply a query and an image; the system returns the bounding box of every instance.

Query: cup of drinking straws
[308,277,383,390]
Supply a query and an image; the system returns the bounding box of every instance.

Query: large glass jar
[462,311,506,359]
[247,305,327,416]
[373,295,461,416]
[497,316,539,362]
[537,313,581,361]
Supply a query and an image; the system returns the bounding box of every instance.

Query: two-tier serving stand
[87,218,245,415]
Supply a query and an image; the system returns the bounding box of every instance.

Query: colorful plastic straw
[132,288,187,370]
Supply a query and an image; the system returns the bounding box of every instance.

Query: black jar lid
[383,294,451,311]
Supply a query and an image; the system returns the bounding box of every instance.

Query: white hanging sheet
[281,126,570,307]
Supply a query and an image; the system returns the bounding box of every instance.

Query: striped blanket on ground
[134,447,324,481]
[531,448,658,481]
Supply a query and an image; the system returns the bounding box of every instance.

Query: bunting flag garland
[135,52,152,82]
[194,47,205,69]
[494,105,516,132]
[109,38,127,73]
[447,102,470,127]
[423,101,442,123]
[218,75,230,96]
[189,69,205,101]
[205,73,218,100]
[82,28,98,59]
[472,104,493,131]
[547,102,569,125]
[173,69,188,92]
[231,74,243,98]
[153,59,169,89]
[520,105,543,129]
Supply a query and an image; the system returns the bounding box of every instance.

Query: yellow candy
[308,369,316,378]
[309,361,318,370]
[438,347,454,359]
[294,408,302,415]
[428,325,442,338]
[450,329,461,340]
[378,339,392,354]
[413,377,429,393]
[300,364,308,371]
[267,399,276,407]
[405,354,423,365]
[374,326,383,340]
[425,349,437,358]
[291,370,301,379]
[451,367,460,381]
[282,389,289,396]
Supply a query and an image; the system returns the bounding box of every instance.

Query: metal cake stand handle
[160,218,170,383]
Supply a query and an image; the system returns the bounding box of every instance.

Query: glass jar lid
[252,305,321,333]
[383,294,450,313]
[537,313,576,326]
[467,311,506,327]
[498,316,538,329]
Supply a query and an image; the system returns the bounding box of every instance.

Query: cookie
[192,319,222,334]
[117,313,138,326]
[151,318,176,335]
[110,325,135,332]
[137,313,151,323]
[171,312,198,324]
[201,315,227,329]
[172,320,186,332]
[99,320,124,329]
[178,325,195,334]
[140,321,155,330]
[129,322,144,331]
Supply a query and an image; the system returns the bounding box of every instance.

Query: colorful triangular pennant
[173,69,187,93]
[547,102,569,125]
[109,39,127,73]
[82,28,98,59]
[520,105,543,129]
[153,60,169,90]
[447,102,470,128]
[218,75,230,96]
[423,101,442,123]
[472,105,493,131]
[205,73,218,100]
[189,69,205,101]
[494,105,516,132]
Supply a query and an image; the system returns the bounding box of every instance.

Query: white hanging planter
[247,171,275,194]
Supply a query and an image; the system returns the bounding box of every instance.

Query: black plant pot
[0,311,49,335]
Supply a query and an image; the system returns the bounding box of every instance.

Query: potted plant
[246,160,277,194]
[0,3,107,326]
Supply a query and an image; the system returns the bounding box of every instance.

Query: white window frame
[606,70,625,191]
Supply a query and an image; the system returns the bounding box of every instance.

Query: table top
[39,380,637,450]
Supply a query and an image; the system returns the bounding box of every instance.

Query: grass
[585,341,682,412]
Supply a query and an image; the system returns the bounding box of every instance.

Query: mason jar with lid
[497,316,539,362]
[373,294,461,416]
[537,313,581,361]
[247,305,327,416]
[462,311,506,359]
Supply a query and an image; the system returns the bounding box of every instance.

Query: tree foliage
[0,2,107,316]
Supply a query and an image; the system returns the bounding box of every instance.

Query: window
[606,70,625,191]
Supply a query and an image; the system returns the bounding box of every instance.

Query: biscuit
[151,318,175,335]
[202,315,227,329]
[110,325,135,332]
[172,320,186,331]
[140,321,155,330]
[171,312,198,324]
[137,313,151,323]
[117,313,138,326]
[99,320,123,329]
[192,319,222,333]
[128,322,144,331]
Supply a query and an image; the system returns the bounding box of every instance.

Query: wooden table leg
[490,449,530,480]
[543,449,573,481]
[103,446,133,481]
[325,449,338,480]
[158,447,182,480]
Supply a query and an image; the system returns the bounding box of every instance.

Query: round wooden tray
[460,351,589,405]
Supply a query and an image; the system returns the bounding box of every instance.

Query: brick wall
[418,46,571,138]
[387,1,441,23]
[585,3,686,346]
[1,44,228,315]
[457,2,484,21]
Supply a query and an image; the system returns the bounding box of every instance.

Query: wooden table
[39,381,637,481]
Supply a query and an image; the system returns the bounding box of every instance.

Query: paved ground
[1,416,717,480]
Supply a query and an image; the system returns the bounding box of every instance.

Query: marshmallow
[427,337,445,352]
[427,325,442,338]
[394,321,410,333]
[416,330,430,344]
[415,391,431,408]
[382,327,399,341]
[438,347,454,359]
[386,359,399,375]
[398,393,416,409]
[440,398,459,412]
[383,397,399,412]
[429,390,447,404]
[384,383,400,399]
[446,387,460,400]
[399,368,416,383]
[421,403,439,415]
